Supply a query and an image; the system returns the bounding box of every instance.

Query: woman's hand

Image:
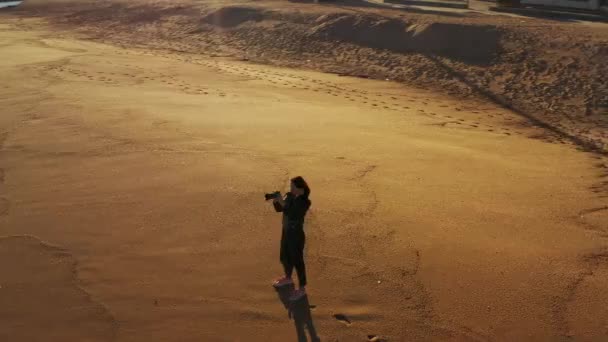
[273,192,286,207]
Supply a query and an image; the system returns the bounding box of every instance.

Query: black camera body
[264,191,281,201]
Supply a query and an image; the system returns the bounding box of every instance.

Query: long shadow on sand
[275,285,321,342]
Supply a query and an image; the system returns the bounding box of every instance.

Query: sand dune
[16,0,607,152]
[0,2,607,341]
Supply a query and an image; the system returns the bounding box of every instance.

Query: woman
[271,176,311,301]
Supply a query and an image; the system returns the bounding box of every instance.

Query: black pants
[280,228,307,287]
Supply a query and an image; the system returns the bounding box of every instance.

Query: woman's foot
[289,287,306,301]
[273,276,293,288]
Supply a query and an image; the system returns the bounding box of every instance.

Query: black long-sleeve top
[274,192,311,232]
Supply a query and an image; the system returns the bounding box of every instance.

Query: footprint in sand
[333,313,352,326]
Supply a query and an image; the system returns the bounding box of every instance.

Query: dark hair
[291,176,310,198]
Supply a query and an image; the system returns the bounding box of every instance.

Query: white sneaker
[273,277,293,288]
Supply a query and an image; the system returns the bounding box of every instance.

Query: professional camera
[264,191,281,201]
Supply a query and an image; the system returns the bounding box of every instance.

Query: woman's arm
[273,193,286,212]
[286,197,310,220]
[274,193,286,207]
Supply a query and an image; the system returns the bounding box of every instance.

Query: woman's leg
[294,259,306,288]
[292,232,307,288]
[283,262,294,279]
[280,229,294,279]
[274,230,295,287]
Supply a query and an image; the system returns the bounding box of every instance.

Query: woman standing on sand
[271,176,311,301]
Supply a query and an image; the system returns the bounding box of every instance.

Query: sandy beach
[1,1,607,341]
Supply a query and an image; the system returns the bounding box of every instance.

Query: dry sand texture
[16,0,608,152]
[1,1,608,341]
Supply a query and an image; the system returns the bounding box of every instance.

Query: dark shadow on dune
[424,54,607,155]
[275,285,321,342]
[307,11,500,66]
[201,6,266,28]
